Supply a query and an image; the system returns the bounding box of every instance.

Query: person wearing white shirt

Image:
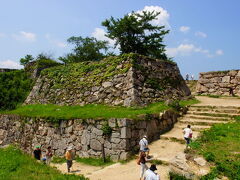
[144,164,160,180]
[139,135,150,157]
[183,125,193,148]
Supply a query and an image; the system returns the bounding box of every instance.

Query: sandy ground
[52,96,240,180]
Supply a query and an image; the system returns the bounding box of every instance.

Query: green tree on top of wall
[59,36,112,64]
[102,10,169,60]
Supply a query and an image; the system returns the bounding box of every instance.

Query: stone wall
[0,110,178,160]
[25,55,190,107]
[196,70,240,96]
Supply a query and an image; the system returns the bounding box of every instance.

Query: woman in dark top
[139,151,148,180]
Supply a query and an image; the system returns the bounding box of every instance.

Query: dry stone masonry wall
[0,110,178,160]
[196,70,240,96]
[25,54,190,107]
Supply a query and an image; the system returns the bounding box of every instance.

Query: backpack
[189,133,193,138]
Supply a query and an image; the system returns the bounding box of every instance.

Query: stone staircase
[160,105,239,143]
[147,104,240,179]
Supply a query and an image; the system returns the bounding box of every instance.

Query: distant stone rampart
[25,54,191,107]
[196,70,240,96]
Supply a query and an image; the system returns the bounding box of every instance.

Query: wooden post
[102,143,106,163]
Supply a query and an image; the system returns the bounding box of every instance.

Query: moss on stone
[41,53,175,90]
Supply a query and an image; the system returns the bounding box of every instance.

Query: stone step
[187,111,240,118]
[179,119,228,126]
[175,124,211,131]
[188,107,240,114]
[190,105,240,110]
[184,114,232,121]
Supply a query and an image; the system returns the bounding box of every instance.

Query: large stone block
[222,76,231,83]
[90,139,102,151]
[121,127,131,139]
[102,81,113,88]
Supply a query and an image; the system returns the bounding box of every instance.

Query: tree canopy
[102,11,169,59]
[20,55,34,66]
[59,36,110,64]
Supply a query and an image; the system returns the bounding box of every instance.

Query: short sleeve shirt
[139,138,148,151]
[183,128,192,138]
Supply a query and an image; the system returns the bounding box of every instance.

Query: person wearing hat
[65,147,73,172]
[139,135,150,158]
[144,164,160,180]
[33,145,42,161]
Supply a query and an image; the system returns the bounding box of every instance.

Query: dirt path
[196,96,240,107]
[52,96,240,180]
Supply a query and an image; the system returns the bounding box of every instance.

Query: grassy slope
[0,146,88,180]
[0,99,199,120]
[190,120,240,180]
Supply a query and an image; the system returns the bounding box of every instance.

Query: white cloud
[216,49,223,56]
[0,59,23,69]
[195,31,207,38]
[12,31,36,42]
[166,44,195,56]
[166,43,223,58]
[179,26,190,33]
[45,34,67,48]
[136,6,170,28]
[91,28,115,47]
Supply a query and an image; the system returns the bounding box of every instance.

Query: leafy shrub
[101,122,112,136]
[0,70,33,110]
[37,59,61,69]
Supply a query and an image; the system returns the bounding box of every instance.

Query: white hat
[143,135,147,138]
[67,146,73,151]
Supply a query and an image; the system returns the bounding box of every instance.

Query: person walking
[139,151,148,180]
[191,74,194,80]
[183,125,193,148]
[144,164,160,180]
[139,135,150,158]
[33,145,42,161]
[65,147,73,172]
[46,146,53,164]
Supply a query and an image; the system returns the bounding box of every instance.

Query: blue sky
[0,0,239,78]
